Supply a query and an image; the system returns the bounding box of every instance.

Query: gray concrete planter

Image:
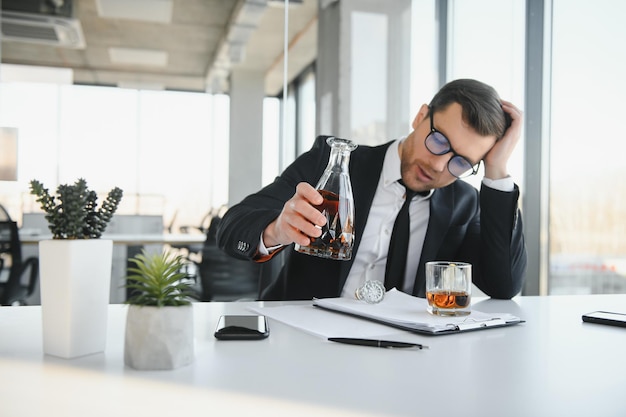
[124,304,194,370]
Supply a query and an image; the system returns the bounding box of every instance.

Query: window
[447,0,526,190]
[262,97,281,186]
[274,65,315,173]
[296,69,316,154]
[548,0,626,294]
[350,10,388,145]
[0,80,229,231]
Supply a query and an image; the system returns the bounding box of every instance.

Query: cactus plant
[29,178,123,239]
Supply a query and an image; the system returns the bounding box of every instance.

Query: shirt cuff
[258,233,283,255]
[482,175,514,192]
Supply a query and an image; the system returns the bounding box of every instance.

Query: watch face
[355,280,386,304]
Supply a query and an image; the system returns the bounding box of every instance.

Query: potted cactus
[124,250,196,370]
[29,178,123,239]
[29,178,123,359]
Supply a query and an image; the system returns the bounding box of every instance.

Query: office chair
[168,209,216,266]
[0,220,39,306]
[196,215,261,301]
[177,209,215,236]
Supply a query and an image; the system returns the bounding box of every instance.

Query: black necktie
[384,182,419,291]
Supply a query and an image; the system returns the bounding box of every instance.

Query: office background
[1,0,625,297]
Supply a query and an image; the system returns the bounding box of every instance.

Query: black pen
[328,337,428,349]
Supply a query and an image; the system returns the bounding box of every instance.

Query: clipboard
[312,289,524,335]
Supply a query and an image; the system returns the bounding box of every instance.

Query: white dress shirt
[341,140,431,297]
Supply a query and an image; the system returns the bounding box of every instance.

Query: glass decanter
[295,137,357,260]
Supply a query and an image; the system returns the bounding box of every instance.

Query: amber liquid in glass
[295,189,353,260]
[426,290,471,316]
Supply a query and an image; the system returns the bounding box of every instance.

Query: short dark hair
[428,79,511,139]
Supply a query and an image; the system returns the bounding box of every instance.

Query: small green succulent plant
[125,250,197,307]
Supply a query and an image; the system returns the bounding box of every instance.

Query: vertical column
[385,0,412,139]
[436,0,448,87]
[316,0,342,137]
[523,0,551,295]
[316,0,412,144]
[228,68,265,207]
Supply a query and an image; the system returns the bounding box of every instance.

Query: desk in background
[20,213,206,304]
[1,294,625,417]
[19,232,207,246]
[21,232,205,304]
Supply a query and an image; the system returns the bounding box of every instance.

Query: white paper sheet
[248,304,405,339]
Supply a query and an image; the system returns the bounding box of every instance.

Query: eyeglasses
[425,111,480,179]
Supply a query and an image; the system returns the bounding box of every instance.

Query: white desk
[1,295,625,417]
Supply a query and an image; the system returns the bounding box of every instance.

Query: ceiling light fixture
[96,0,173,23]
[109,47,168,67]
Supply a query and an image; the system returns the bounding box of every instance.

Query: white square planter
[39,239,113,359]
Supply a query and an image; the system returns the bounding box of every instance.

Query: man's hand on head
[483,100,523,180]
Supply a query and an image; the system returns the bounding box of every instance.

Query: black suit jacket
[217,136,527,300]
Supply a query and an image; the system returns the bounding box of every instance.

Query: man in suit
[217,79,527,301]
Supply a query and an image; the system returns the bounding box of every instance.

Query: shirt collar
[382,138,403,189]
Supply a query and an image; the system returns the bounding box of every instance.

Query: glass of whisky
[426,261,472,316]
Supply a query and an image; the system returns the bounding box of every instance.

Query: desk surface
[1,295,625,417]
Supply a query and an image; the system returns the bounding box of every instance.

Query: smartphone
[582,311,626,328]
[214,315,270,340]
